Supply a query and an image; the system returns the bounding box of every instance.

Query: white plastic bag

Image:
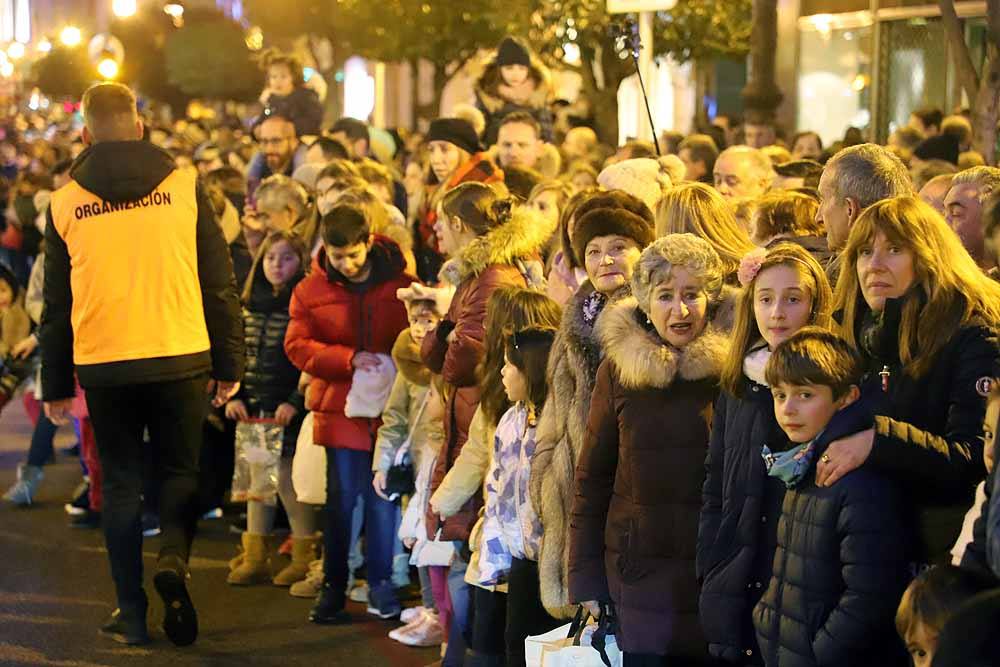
[291,412,327,505]
[529,607,621,667]
[344,353,396,418]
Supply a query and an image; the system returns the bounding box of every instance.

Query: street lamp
[6,42,25,60]
[112,0,138,18]
[60,26,83,47]
[37,39,52,53]
[97,54,119,80]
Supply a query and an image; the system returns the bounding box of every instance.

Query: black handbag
[383,392,430,501]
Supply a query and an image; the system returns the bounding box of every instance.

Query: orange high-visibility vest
[48,169,211,366]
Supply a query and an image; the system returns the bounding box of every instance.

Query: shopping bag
[536,606,621,667]
[231,418,284,506]
[291,412,326,505]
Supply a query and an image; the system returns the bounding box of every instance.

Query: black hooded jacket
[40,140,244,398]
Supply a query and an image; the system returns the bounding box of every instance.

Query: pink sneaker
[400,606,426,625]
[390,611,444,647]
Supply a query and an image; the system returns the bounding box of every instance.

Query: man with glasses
[247,113,308,201]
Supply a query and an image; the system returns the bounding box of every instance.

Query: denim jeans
[322,447,397,603]
[25,412,59,467]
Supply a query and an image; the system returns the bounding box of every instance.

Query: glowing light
[851,74,869,92]
[97,57,119,80]
[0,62,14,78]
[343,56,375,122]
[6,42,25,60]
[245,25,263,51]
[60,26,83,47]
[112,0,137,18]
[37,39,52,53]
[562,42,581,65]
[164,2,184,17]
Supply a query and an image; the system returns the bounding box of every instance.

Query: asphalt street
[0,399,439,666]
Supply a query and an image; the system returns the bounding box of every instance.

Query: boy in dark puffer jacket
[753,328,909,667]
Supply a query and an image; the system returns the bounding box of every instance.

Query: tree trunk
[941,0,1000,163]
[973,50,1000,164]
[741,0,783,123]
[578,48,619,145]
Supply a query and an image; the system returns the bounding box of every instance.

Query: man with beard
[247,114,307,201]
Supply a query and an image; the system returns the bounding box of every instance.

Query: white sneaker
[392,611,444,647]
[400,606,426,625]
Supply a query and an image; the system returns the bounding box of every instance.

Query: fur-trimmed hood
[392,328,431,387]
[439,207,557,286]
[598,296,732,390]
[471,50,553,113]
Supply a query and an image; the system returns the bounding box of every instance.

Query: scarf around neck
[762,439,818,488]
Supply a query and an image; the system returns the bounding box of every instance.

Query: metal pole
[638,10,656,145]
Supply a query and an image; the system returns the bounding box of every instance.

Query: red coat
[420,203,555,542]
[285,237,414,451]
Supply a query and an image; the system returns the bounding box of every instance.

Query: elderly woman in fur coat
[569,234,733,665]
[530,191,656,620]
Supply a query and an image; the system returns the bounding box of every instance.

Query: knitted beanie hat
[427,118,483,156]
[497,37,531,68]
[597,158,673,213]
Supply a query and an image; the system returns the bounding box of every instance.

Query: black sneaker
[309,582,351,625]
[153,556,198,647]
[99,607,150,645]
[69,510,101,529]
[64,480,90,516]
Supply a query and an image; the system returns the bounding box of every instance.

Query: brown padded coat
[568,297,730,657]
[421,207,554,542]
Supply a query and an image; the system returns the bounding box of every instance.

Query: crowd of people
[1,35,1000,667]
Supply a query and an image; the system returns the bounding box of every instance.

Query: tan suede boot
[226,533,271,585]
[273,535,320,587]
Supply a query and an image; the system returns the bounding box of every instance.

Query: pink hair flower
[738,247,768,287]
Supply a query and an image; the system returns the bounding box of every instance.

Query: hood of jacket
[472,53,552,113]
[70,140,177,203]
[598,296,732,390]
[439,207,556,286]
[392,328,431,387]
[316,235,407,288]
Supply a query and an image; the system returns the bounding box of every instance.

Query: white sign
[607,0,677,13]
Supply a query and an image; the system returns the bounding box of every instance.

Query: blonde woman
[655,182,755,283]
[827,196,1000,565]
[254,174,318,253]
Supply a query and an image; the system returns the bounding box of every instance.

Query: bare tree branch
[940,0,981,101]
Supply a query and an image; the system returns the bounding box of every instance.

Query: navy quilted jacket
[752,400,910,667]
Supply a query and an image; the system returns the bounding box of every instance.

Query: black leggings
[506,557,561,667]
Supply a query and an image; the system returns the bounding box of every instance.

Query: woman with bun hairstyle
[421,182,556,662]
[415,118,504,284]
[473,36,554,146]
[530,191,656,619]
[827,196,1000,565]
[569,234,734,663]
[697,242,833,664]
[257,49,323,138]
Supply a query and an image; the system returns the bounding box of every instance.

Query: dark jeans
[26,412,59,467]
[85,375,208,613]
[506,557,561,667]
[197,414,235,512]
[471,586,508,655]
[322,447,397,597]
